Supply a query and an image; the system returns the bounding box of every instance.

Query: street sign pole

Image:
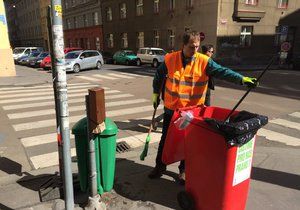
[50,1,74,209]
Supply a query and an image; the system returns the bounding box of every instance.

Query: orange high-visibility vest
[164,51,209,110]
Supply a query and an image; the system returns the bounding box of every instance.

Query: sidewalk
[0,141,300,210]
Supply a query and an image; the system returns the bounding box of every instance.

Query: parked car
[136,47,166,68]
[40,47,82,70]
[101,51,114,64]
[113,50,138,65]
[64,50,104,73]
[293,54,300,70]
[13,47,43,62]
[19,51,42,65]
[29,52,49,67]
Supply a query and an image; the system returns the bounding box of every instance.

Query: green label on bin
[233,137,255,186]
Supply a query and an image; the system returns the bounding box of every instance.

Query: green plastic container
[72,117,118,194]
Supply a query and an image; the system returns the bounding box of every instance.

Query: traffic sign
[281,42,291,52]
[200,32,205,42]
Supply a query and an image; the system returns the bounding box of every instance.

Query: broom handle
[224,55,277,122]
[148,105,158,135]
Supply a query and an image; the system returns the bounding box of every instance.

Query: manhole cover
[116,141,131,153]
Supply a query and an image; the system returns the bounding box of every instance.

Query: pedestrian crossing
[0,82,162,170]
[75,72,149,83]
[257,112,300,146]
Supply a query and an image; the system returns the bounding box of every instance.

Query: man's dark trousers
[155,108,185,173]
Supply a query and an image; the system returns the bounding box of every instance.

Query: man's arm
[153,62,167,94]
[205,58,243,85]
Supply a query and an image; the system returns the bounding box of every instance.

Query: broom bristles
[140,135,151,160]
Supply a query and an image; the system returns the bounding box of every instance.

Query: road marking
[76,75,102,82]
[0,88,100,99]
[13,105,162,131]
[257,128,300,146]
[93,74,118,80]
[8,99,149,119]
[0,90,120,104]
[289,112,300,118]
[30,148,76,169]
[3,93,134,110]
[107,73,134,79]
[120,72,147,78]
[20,114,155,148]
[269,119,300,131]
[0,84,100,95]
[0,83,91,91]
[21,132,73,147]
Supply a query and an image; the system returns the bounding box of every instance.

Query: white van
[13,47,43,61]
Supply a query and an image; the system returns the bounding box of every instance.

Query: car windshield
[65,52,80,59]
[125,51,135,56]
[13,48,26,54]
[30,52,41,57]
[153,50,166,55]
[39,52,49,58]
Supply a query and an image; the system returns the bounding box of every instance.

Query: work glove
[242,77,259,88]
[152,93,160,109]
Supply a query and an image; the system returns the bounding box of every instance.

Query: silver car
[64,50,104,73]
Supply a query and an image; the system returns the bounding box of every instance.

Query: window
[169,0,175,11]
[67,18,71,29]
[186,0,193,8]
[278,0,288,8]
[72,0,76,7]
[245,0,258,5]
[136,0,143,16]
[73,17,77,28]
[107,34,114,48]
[83,14,88,27]
[65,1,68,9]
[106,7,112,21]
[153,30,159,47]
[154,0,159,13]
[120,3,127,19]
[240,26,253,47]
[121,33,128,48]
[168,29,175,48]
[137,32,144,48]
[93,12,99,25]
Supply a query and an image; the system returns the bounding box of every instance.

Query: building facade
[5,0,44,48]
[62,0,103,51]
[39,0,50,50]
[101,0,300,64]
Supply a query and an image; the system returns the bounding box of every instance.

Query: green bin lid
[100,118,118,136]
[72,117,87,135]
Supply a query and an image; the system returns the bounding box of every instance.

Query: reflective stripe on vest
[164,51,209,110]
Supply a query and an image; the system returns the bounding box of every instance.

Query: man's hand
[242,77,259,88]
[152,93,160,109]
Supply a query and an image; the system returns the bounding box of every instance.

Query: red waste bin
[163,106,256,210]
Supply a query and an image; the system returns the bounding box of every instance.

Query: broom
[140,104,158,160]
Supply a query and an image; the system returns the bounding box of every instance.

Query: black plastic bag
[204,111,268,146]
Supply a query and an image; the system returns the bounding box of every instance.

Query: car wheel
[136,59,141,66]
[96,61,102,70]
[73,64,80,73]
[125,60,130,66]
[152,59,159,68]
[113,59,117,65]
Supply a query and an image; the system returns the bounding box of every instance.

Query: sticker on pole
[233,137,255,186]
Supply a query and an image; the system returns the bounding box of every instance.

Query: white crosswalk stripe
[269,119,300,131]
[93,74,118,80]
[0,90,120,104]
[8,99,149,119]
[3,93,134,110]
[107,73,134,79]
[257,128,300,146]
[0,84,99,95]
[289,112,300,118]
[76,75,102,82]
[0,83,91,91]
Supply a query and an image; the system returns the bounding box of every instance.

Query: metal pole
[85,95,98,196]
[50,1,74,209]
[47,5,64,184]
